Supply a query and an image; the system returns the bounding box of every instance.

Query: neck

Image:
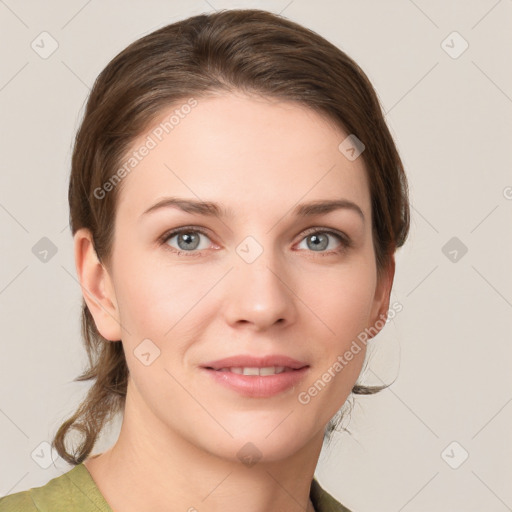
[84,379,323,512]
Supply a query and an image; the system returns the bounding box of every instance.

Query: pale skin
[76,92,395,512]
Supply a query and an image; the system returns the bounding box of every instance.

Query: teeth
[259,366,281,376]
[218,366,288,375]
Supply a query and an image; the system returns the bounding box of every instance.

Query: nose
[222,246,297,332]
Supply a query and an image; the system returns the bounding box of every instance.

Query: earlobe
[73,228,122,341]
[368,254,396,337]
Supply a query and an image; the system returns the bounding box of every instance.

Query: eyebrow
[141,197,365,223]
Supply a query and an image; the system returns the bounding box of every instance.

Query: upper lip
[201,355,309,370]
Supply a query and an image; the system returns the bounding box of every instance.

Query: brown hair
[53,8,410,465]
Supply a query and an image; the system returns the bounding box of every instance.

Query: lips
[200,354,310,398]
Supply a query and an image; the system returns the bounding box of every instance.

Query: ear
[367,253,396,339]
[73,228,122,341]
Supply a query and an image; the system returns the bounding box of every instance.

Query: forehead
[116,93,371,221]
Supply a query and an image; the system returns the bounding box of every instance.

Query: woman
[0,8,409,512]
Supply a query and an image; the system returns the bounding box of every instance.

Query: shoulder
[310,477,354,512]
[0,464,112,512]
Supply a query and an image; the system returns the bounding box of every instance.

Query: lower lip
[201,367,310,398]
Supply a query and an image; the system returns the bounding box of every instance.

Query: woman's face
[87,93,393,462]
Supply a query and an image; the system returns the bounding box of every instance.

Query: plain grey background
[1,1,511,511]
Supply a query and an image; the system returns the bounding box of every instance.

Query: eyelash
[158,226,352,258]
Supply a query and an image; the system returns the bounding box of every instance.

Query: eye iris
[178,232,200,250]
[308,233,328,251]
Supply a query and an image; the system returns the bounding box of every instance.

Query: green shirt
[0,463,352,512]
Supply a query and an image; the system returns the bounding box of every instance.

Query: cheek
[303,259,377,343]
[112,248,218,342]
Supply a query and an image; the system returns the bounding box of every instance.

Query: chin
[196,415,319,465]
